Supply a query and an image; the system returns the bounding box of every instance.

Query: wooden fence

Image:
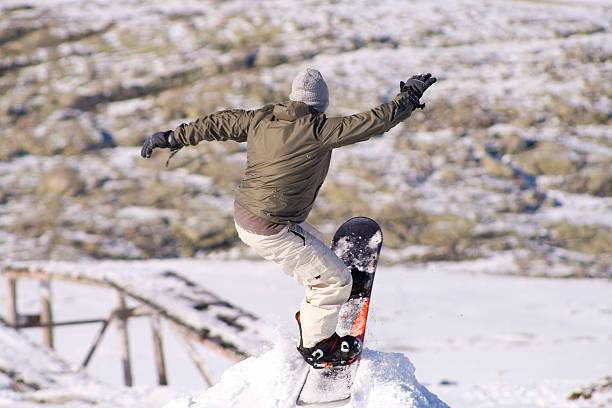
[1,262,272,388]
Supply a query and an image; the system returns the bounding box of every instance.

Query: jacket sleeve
[172,108,259,146]
[316,94,415,149]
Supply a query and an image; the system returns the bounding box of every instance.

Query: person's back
[141,68,436,367]
[238,100,332,224]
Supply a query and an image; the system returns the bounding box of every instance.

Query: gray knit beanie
[289,68,329,112]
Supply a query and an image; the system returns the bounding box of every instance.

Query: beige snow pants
[235,222,352,348]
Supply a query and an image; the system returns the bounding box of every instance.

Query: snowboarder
[141,68,436,368]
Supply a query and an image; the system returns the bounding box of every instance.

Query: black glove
[400,73,437,109]
[140,130,181,158]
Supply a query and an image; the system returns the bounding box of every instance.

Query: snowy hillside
[1,0,610,277]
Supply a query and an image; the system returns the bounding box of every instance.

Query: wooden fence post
[115,291,133,387]
[80,310,117,369]
[4,277,18,327]
[179,333,214,387]
[40,279,53,349]
[151,315,168,386]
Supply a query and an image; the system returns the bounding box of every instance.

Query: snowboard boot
[295,312,362,369]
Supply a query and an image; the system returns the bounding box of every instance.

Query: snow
[539,190,612,228]
[116,206,178,222]
[166,342,448,408]
[0,320,183,408]
[2,258,611,407]
[334,236,354,258]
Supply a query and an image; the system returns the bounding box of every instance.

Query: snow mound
[163,337,448,408]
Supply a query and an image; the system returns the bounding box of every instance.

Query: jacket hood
[273,101,317,121]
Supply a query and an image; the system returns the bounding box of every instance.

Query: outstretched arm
[172,108,258,146]
[141,107,267,160]
[317,95,414,148]
[317,73,436,149]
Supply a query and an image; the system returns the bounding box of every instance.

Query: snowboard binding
[295,312,362,369]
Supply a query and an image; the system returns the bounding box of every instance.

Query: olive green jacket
[172,94,415,224]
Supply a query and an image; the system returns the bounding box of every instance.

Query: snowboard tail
[296,364,357,406]
[333,217,381,343]
[297,217,382,406]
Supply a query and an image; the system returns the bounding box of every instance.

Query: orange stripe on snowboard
[350,298,370,339]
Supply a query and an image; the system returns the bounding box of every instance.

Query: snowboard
[296,217,382,406]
